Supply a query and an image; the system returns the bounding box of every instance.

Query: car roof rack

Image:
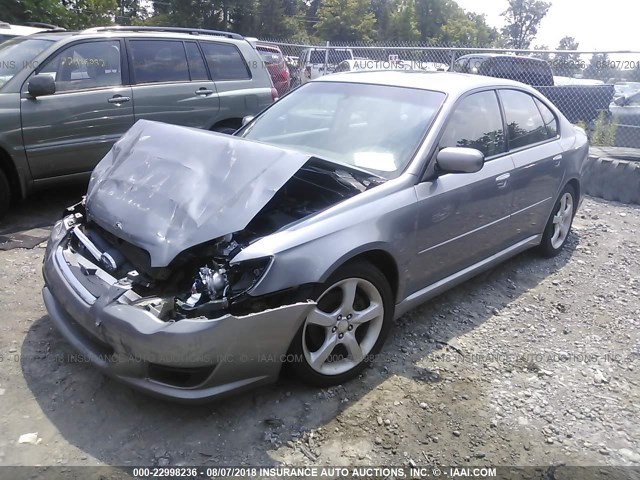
[83,26,244,40]
[23,22,65,30]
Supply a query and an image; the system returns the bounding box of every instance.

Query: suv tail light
[271,87,279,101]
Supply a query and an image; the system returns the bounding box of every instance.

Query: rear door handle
[195,89,214,96]
[107,95,130,104]
[553,154,562,166]
[495,173,510,188]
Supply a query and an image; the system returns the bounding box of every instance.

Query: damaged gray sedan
[42,72,587,402]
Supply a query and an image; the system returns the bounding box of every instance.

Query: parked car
[43,71,586,402]
[256,43,290,97]
[453,53,615,125]
[298,47,354,84]
[0,21,47,43]
[0,26,276,217]
[611,91,640,148]
[613,81,640,100]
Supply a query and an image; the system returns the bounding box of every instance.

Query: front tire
[289,261,394,387]
[538,184,576,257]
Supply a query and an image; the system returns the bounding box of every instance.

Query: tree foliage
[0,0,522,47]
[314,0,377,42]
[500,0,550,49]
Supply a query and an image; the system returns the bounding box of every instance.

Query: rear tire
[0,169,10,219]
[288,261,394,387]
[537,184,576,257]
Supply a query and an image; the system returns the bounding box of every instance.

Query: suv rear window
[129,40,189,84]
[200,42,250,81]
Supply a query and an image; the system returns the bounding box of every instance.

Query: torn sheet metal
[86,120,312,267]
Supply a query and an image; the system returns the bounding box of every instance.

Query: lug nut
[337,314,342,320]
[338,333,344,339]
[331,327,337,332]
[348,325,353,331]
[347,314,352,319]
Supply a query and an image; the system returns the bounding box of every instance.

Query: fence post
[324,40,330,77]
[449,49,455,70]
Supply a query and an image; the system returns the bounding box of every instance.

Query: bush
[590,111,617,146]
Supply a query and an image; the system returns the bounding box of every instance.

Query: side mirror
[436,147,484,174]
[28,74,56,98]
[241,115,255,126]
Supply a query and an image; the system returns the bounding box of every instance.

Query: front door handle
[553,154,562,167]
[107,95,130,104]
[195,89,214,96]
[495,173,510,188]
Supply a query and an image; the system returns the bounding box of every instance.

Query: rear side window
[439,90,505,158]
[534,97,558,138]
[184,41,209,81]
[129,40,189,84]
[200,42,250,80]
[39,40,122,92]
[499,90,549,149]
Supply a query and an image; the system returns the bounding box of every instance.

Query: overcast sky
[454,0,640,52]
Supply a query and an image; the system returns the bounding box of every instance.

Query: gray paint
[86,120,313,267]
[43,71,588,402]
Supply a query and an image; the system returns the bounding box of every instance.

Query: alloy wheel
[550,192,574,249]
[302,277,385,375]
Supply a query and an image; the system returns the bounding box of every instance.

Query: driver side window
[39,40,122,92]
[439,90,506,158]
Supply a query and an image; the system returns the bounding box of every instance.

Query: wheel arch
[566,177,580,206]
[210,118,243,131]
[321,247,400,304]
[0,145,26,200]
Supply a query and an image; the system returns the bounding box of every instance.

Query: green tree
[583,53,616,81]
[553,36,581,77]
[314,0,376,42]
[439,12,499,46]
[414,0,460,42]
[501,0,550,49]
[386,0,420,41]
[531,44,551,61]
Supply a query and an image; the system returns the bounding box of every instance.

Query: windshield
[0,37,53,88]
[240,81,445,178]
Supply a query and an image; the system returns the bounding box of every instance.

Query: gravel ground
[0,194,639,470]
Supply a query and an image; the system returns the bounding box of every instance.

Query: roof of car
[457,53,546,62]
[0,23,48,36]
[16,27,247,43]
[315,71,530,93]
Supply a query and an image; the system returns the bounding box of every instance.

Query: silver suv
[0,26,277,217]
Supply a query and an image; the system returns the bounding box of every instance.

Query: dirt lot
[0,190,639,470]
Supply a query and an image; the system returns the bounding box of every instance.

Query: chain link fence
[258,40,640,150]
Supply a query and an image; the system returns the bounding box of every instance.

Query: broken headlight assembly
[175,256,273,319]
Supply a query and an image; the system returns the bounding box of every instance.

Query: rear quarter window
[200,42,250,81]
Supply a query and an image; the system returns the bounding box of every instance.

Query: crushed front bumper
[42,222,314,403]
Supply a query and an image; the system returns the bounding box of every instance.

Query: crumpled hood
[86,120,312,267]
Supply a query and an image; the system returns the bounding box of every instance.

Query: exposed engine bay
[63,158,383,322]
